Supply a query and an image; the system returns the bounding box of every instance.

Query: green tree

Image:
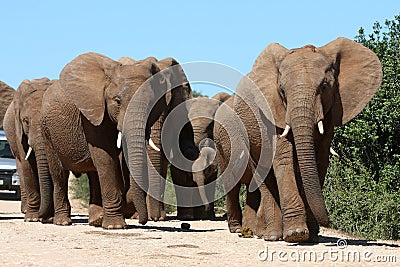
[192,89,206,98]
[324,15,400,240]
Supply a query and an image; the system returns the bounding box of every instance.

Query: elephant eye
[23,118,29,126]
[279,85,286,98]
[321,79,330,91]
[114,96,121,106]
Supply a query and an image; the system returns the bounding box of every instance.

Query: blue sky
[1,1,398,96]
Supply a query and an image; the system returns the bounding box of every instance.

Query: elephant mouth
[198,138,215,150]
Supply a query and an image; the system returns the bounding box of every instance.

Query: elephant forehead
[118,64,152,80]
[280,49,332,72]
[279,52,332,87]
[189,107,217,120]
[189,98,219,117]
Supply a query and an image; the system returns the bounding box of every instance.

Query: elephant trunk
[34,136,53,220]
[147,117,166,220]
[125,100,149,225]
[193,171,210,211]
[192,121,211,148]
[125,82,166,223]
[289,102,329,227]
[147,155,162,222]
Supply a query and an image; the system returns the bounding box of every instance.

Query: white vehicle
[0,130,20,199]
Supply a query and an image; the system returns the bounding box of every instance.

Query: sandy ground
[0,192,399,267]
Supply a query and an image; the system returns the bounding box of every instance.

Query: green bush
[324,15,400,240]
[163,167,177,213]
[71,173,90,206]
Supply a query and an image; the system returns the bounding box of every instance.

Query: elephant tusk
[318,121,324,135]
[117,132,122,149]
[25,147,33,160]
[330,147,339,157]
[149,138,160,152]
[280,124,291,138]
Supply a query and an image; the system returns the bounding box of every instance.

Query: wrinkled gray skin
[185,92,232,219]
[118,56,195,221]
[3,78,54,222]
[41,52,190,229]
[215,37,382,243]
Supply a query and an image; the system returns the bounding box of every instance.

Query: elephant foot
[256,224,283,241]
[263,233,282,241]
[40,217,54,224]
[255,217,283,241]
[54,213,72,226]
[177,207,195,221]
[283,228,309,243]
[24,211,40,222]
[192,206,214,220]
[177,214,195,221]
[228,221,242,233]
[256,222,283,241]
[282,215,309,243]
[102,215,127,230]
[88,204,104,227]
[202,212,216,220]
[158,210,168,221]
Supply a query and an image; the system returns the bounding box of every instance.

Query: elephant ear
[248,43,289,129]
[60,52,119,126]
[320,37,382,125]
[158,57,192,111]
[13,83,24,143]
[14,79,52,142]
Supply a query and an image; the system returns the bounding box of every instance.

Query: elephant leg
[20,158,40,222]
[171,165,194,220]
[43,135,71,226]
[87,171,104,227]
[274,137,308,243]
[192,192,204,220]
[204,170,218,219]
[120,155,137,219]
[158,175,167,221]
[256,173,282,241]
[89,146,126,229]
[226,182,242,233]
[52,168,71,226]
[16,158,27,214]
[243,185,260,233]
[147,152,167,221]
[146,122,168,221]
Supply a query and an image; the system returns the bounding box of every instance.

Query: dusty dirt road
[0,193,399,267]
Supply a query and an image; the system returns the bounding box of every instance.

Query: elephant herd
[0,37,382,243]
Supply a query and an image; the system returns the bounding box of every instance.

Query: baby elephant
[171,92,231,220]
